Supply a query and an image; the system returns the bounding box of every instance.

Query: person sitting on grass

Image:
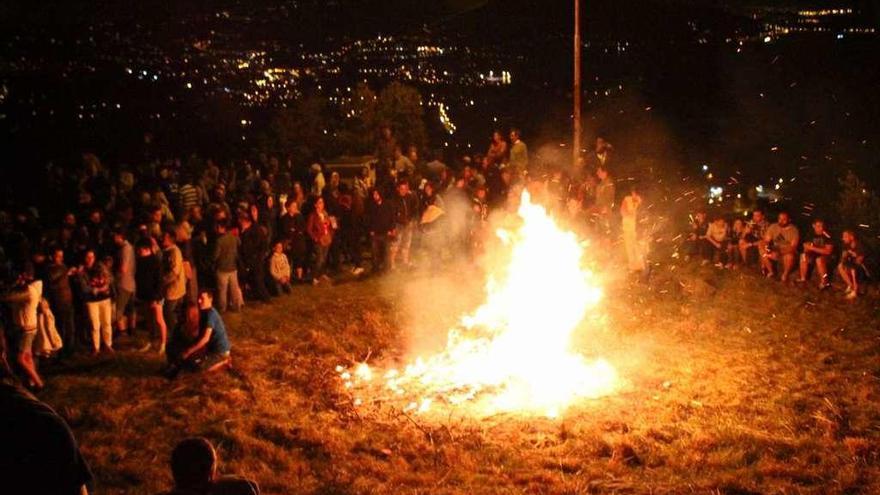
[268,240,292,295]
[738,209,769,266]
[730,218,747,266]
[685,210,709,262]
[761,211,800,282]
[164,437,259,495]
[838,229,868,300]
[165,304,201,368]
[165,290,231,378]
[797,218,834,289]
[704,216,731,268]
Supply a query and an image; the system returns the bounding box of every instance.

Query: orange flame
[339,191,618,418]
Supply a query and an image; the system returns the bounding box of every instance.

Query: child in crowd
[268,240,293,294]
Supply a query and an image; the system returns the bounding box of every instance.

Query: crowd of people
[0,127,641,391]
[1,120,875,493]
[684,208,872,298]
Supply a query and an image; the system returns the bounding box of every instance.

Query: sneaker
[352,267,365,276]
[138,342,152,352]
[714,262,724,269]
[845,290,858,300]
[312,278,320,286]
[765,271,775,279]
[795,278,806,284]
[157,344,166,356]
[819,282,831,290]
[701,259,709,266]
[844,285,853,294]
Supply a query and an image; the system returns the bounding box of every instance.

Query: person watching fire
[797,218,834,289]
[761,211,800,282]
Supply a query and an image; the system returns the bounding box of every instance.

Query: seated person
[165,304,201,366]
[268,241,292,295]
[838,229,868,300]
[797,218,834,288]
[704,216,731,268]
[738,209,769,266]
[761,211,800,282]
[730,218,747,265]
[164,437,259,495]
[0,332,94,495]
[685,210,709,262]
[165,290,231,378]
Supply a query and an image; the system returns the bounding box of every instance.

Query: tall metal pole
[573,0,582,169]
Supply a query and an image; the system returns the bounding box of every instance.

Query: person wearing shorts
[135,239,167,355]
[839,229,868,299]
[798,218,834,289]
[112,230,136,334]
[761,211,800,282]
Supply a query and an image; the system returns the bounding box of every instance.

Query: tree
[376,82,428,152]
[336,83,378,155]
[836,170,880,249]
[259,95,333,162]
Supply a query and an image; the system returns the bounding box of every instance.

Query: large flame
[338,192,619,418]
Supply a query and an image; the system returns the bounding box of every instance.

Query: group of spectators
[2,122,874,493]
[0,126,544,391]
[685,208,871,298]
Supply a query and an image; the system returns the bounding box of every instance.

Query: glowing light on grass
[338,192,619,418]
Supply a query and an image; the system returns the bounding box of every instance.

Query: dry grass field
[41,261,880,494]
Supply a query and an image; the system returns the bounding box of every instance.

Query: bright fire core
[338,192,619,418]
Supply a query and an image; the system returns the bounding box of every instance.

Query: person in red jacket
[307,197,334,285]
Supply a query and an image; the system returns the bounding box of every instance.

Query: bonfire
[338,191,619,418]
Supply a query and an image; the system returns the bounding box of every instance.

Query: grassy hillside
[41,262,880,494]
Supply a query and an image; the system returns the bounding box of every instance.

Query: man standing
[112,229,136,336]
[797,218,834,288]
[620,185,644,273]
[393,146,415,180]
[213,220,243,312]
[388,180,419,270]
[239,213,270,302]
[508,128,529,178]
[366,188,394,274]
[161,231,187,348]
[594,165,615,240]
[46,248,78,358]
[761,211,800,282]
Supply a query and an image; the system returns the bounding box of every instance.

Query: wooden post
[573,0,582,170]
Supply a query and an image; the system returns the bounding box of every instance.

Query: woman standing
[79,250,113,355]
[307,197,334,285]
[135,239,167,355]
